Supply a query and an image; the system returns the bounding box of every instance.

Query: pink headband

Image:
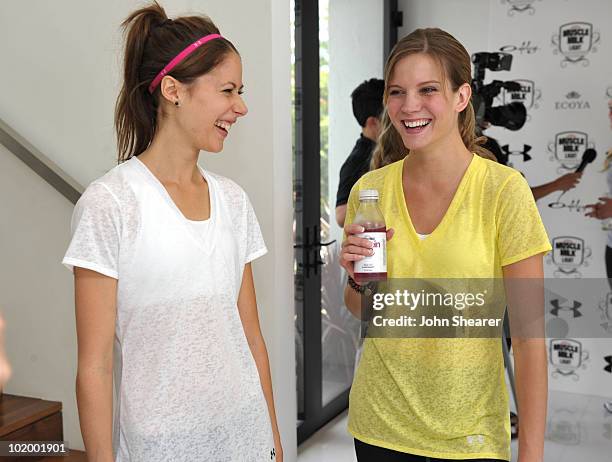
[148,33,224,94]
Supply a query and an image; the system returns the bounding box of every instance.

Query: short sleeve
[336,160,360,207]
[342,180,361,241]
[62,182,121,279]
[243,191,267,264]
[335,164,352,206]
[496,172,552,267]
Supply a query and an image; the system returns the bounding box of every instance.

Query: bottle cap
[359,189,379,201]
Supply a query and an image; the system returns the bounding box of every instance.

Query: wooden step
[0,393,65,461]
[0,393,62,438]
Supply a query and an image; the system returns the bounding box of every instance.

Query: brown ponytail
[371,28,496,170]
[114,1,237,163]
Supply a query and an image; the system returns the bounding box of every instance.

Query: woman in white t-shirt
[62,3,282,461]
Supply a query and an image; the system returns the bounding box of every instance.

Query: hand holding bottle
[340,224,395,278]
[340,190,394,283]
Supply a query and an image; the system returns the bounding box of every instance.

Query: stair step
[0,394,62,437]
[0,394,66,461]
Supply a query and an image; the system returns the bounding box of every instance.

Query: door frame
[294,0,401,445]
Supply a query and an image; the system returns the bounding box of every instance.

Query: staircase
[0,394,87,461]
[1,120,87,459]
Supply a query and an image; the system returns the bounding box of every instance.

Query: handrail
[0,118,83,204]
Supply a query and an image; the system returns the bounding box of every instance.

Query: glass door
[293,0,398,444]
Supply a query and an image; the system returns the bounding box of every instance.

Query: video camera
[471,52,527,131]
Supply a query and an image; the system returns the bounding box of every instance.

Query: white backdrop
[485,0,612,397]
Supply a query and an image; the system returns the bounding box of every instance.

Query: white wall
[0,144,80,446]
[397,0,490,58]
[0,0,295,458]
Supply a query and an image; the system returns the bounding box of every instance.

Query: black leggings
[354,439,508,462]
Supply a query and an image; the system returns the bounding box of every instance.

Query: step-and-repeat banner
[485,0,612,397]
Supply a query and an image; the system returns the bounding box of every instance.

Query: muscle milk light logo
[547,236,591,278]
[550,338,590,380]
[552,22,600,67]
[555,91,591,111]
[548,131,594,173]
[502,0,541,16]
[546,408,582,445]
[501,80,542,120]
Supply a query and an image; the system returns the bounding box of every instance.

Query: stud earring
[174,100,180,107]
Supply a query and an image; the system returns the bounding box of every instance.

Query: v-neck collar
[130,156,217,255]
[396,153,477,247]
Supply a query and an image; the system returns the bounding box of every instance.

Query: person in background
[585,150,612,257]
[530,171,581,201]
[584,97,612,282]
[336,78,384,227]
[583,98,612,415]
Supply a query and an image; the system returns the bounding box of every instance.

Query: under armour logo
[270,448,276,460]
[502,144,533,162]
[605,355,612,374]
[550,299,582,317]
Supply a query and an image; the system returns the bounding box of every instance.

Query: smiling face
[385,53,471,154]
[164,52,248,153]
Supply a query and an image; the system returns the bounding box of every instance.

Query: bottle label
[354,232,387,273]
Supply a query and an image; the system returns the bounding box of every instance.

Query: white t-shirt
[63,157,274,461]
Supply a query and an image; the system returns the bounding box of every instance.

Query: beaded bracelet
[347,276,375,296]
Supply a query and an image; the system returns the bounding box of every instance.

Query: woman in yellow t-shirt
[340,28,550,462]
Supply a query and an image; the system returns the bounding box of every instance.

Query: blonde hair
[371,28,496,170]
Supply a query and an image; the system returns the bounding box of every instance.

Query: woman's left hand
[273,443,283,462]
[271,428,283,461]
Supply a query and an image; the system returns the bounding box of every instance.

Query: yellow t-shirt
[345,153,551,461]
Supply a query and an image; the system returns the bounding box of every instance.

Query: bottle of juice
[353,189,387,283]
